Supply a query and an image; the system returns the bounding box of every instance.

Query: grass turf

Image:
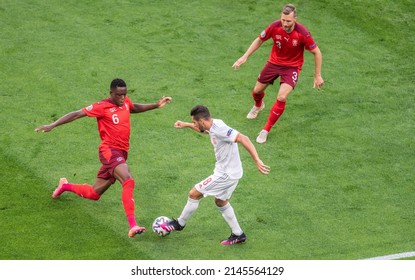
[0,0,414,260]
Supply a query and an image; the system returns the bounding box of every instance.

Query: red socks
[252,91,265,107]
[62,178,138,228]
[122,178,138,228]
[264,100,286,131]
[66,183,101,200]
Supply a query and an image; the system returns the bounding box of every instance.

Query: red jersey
[259,20,317,68]
[82,96,133,152]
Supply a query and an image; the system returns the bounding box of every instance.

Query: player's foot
[128,226,146,238]
[256,130,269,144]
[246,102,265,119]
[220,232,247,245]
[160,218,185,232]
[52,178,68,198]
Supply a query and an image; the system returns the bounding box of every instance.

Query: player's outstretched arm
[131,96,172,113]
[232,38,264,69]
[174,121,203,133]
[236,133,270,175]
[35,109,86,133]
[157,96,172,108]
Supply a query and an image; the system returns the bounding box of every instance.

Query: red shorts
[97,145,128,184]
[258,62,300,89]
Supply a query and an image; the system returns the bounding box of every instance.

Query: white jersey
[208,119,243,179]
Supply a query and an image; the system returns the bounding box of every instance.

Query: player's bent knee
[214,198,228,207]
[188,188,203,200]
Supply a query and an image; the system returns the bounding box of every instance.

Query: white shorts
[194,174,239,200]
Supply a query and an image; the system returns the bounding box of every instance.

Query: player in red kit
[233,3,324,143]
[35,78,172,238]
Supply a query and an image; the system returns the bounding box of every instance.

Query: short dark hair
[110,78,127,89]
[282,3,297,17]
[190,105,211,121]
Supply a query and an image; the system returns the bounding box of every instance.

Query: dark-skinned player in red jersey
[233,3,324,144]
[35,78,172,238]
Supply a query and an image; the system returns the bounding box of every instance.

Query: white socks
[219,203,243,236]
[177,198,243,236]
[178,197,200,226]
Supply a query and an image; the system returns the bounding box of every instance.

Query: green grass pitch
[0,0,414,260]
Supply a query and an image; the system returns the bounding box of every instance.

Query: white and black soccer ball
[152,216,172,237]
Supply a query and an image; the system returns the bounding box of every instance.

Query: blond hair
[282,4,297,17]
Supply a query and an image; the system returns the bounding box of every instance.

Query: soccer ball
[152,216,172,237]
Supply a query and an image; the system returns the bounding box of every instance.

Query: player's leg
[52,177,106,200]
[52,144,118,199]
[260,83,293,134]
[211,179,246,245]
[98,146,144,237]
[163,174,229,233]
[248,62,281,119]
[247,81,268,119]
[161,187,203,232]
[113,163,146,237]
[92,178,113,194]
[267,83,292,127]
[257,67,299,143]
[178,187,203,226]
[217,200,246,245]
[216,199,244,235]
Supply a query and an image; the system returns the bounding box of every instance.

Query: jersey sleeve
[82,101,105,118]
[125,96,134,112]
[299,26,317,51]
[305,35,317,51]
[259,26,272,41]
[220,125,240,143]
[258,20,280,42]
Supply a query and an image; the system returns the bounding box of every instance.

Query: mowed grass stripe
[0,0,414,260]
[0,146,155,259]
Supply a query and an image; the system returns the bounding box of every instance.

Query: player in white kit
[161,105,270,245]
